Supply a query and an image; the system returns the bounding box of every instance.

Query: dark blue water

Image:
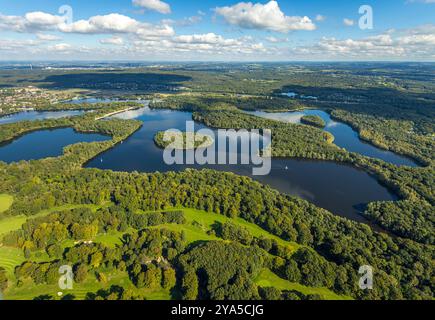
[0,128,110,163]
[0,110,85,125]
[86,108,398,224]
[248,110,419,167]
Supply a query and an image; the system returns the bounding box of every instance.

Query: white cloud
[343,18,355,26]
[0,11,174,39]
[215,1,316,33]
[100,36,125,45]
[59,14,140,34]
[0,14,25,32]
[135,24,175,39]
[0,11,65,32]
[1,8,434,62]
[316,35,395,54]
[0,39,41,50]
[396,24,435,45]
[289,25,435,60]
[398,34,435,45]
[175,33,239,45]
[49,43,72,52]
[315,15,326,22]
[171,33,265,54]
[36,33,61,41]
[164,15,203,27]
[129,32,269,57]
[58,13,175,39]
[265,36,288,43]
[407,0,435,3]
[25,11,65,26]
[132,0,171,14]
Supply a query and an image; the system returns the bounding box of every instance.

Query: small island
[300,115,326,128]
[154,131,214,150]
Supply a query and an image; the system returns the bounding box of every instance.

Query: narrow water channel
[247,109,419,167]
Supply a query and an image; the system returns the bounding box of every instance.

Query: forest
[300,115,326,128]
[154,131,214,150]
[0,167,433,300]
[0,63,433,300]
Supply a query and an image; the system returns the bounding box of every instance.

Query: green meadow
[146,208,300,252]
[255,268,352,301]
[0,203,104,239]
[0,194,13,213]
[5,267,170,301]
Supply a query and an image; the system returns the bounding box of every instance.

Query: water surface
[86,108,398,224]
[248,109,419,167]
[67,98,126,104]
[0,128,110,163]
[0,110,85,125]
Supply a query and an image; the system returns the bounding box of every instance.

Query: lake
[0,128,110,163]
[0,110,85,125]
[248,109,419,167]
[86,107,398,224]
[66,98,127,104]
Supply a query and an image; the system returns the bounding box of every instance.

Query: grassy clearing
[0,215,27,238]
[0,246,54,280]
[1,206,299,251]
[34,203,104,216]
[255,269,352,300]
[0,247,24,278]
[0,204,105,240]
[0,204,109,284]
[154,210,347,300]
[152,223,221,244]
[153,214,348,301]
[146,208,300,252]
[0,194,13,213]
[93,230,128,248]
[4,268,171,301]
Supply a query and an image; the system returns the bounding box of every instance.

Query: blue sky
[0,0,434,61]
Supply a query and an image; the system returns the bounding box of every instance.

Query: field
[0,194,13,213]
[93,231,127,249]
[147,208,300,252]
[0,203,104,239]
[0,216,27,238]
[254,269,352,301]
[4,267,170,301]
[0,247,24,278]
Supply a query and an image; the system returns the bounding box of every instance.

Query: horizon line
[0,60,435,64]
